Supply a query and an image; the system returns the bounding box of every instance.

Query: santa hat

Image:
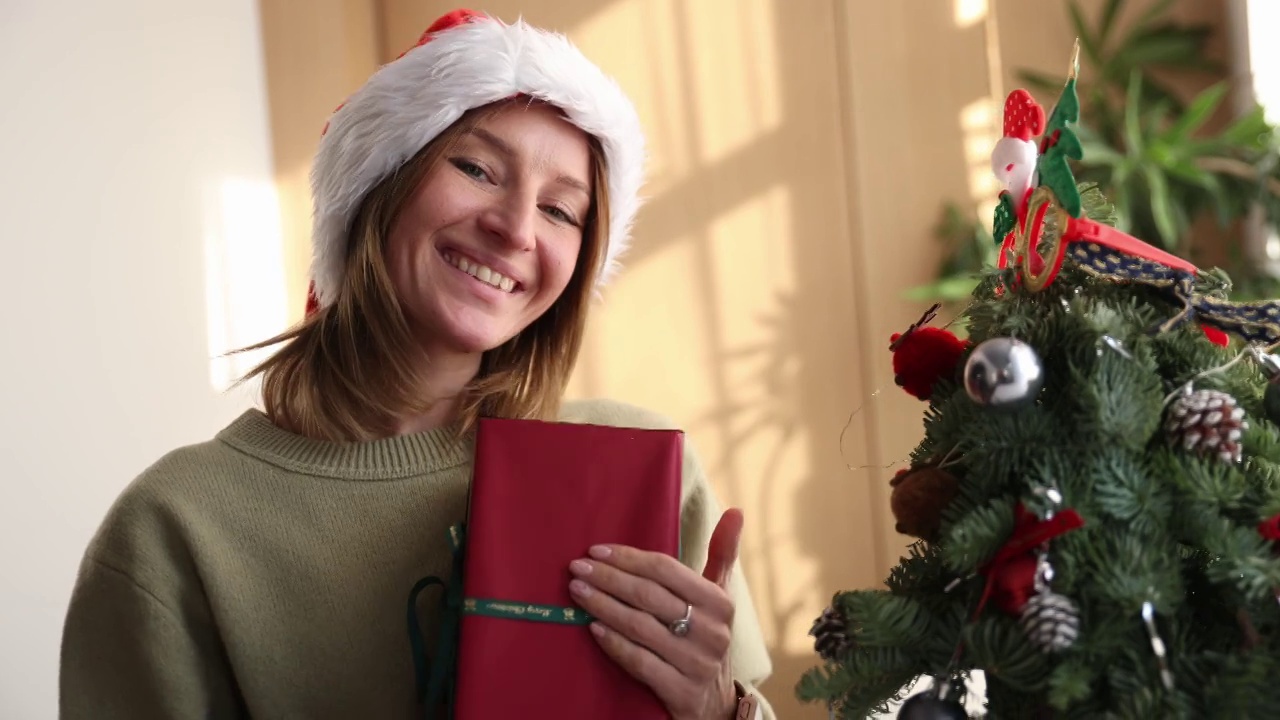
[990,89,1046,197]
[305,9,646,313]
[1001,89,1045,142]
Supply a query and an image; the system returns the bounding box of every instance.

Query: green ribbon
[406,524,594,719]
[462,598,594,625]
[407,525,465,719]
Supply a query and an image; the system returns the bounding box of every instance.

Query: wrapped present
[450,416,684,718]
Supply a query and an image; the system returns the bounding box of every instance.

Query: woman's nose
[478,192,537,251]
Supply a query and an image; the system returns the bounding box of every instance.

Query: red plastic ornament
[1259,513,1280,542]
[1201,324,1230,348]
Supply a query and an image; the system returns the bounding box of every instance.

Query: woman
[60,9,774,719]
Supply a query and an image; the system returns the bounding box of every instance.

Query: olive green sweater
[60,398,775,719]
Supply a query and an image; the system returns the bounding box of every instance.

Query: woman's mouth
[441,250,518,293]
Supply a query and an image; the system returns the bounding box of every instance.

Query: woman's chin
[405,298,523,356]
[432,324,516,356]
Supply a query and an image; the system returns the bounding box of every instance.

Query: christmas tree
[798,43,1280,719]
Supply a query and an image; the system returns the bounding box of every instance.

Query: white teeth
[445,251,515,293]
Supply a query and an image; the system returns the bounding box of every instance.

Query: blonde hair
[239,100,609,443]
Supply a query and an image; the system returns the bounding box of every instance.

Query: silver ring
[668,603,693,637]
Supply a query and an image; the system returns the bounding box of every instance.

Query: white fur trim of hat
[306,8,646,311]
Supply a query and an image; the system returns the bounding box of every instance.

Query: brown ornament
[889,466,961,542]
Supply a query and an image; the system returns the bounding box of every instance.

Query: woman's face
[385,102,593,357]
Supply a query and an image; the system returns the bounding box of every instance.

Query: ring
[668,603,693,637]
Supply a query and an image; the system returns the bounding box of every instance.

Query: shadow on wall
[373,1,990,716]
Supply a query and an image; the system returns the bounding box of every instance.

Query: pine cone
[1165,388,1248,464]
[1020,590,1080,653]
[809,604,853,662]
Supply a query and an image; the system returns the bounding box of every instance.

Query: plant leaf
[1142,164,1179,246]
[1118,24,1215,69]
[1164,82,1228,142]
[1145,98,1175,135]
[1077,139,1126,167]
[1068,0,1103,68]
[1099,0,1124,45]
[1136,0,1177,28]
[1124,71,1144,156]
[1111,176,1133,232]
[1165,158,1219,189]
[1221,107,1273,148]
[902,275,982,302]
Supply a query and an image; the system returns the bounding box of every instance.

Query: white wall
[0,1,281,716]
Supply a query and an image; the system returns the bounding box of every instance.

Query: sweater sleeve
[60,556,245,720]
[60,556,240,717]
[677,442,778,720]
[60,458,247,720]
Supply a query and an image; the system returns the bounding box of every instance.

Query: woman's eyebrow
[468,127,514,157]
[469,127,591,196]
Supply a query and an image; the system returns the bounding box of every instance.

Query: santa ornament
[302,9,647,315]
[991,89,1045,220]
[988,42,1199,297]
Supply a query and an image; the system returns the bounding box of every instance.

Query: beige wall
[258,0,383,320]
[257,1,1226,716]
[2,2,278,717]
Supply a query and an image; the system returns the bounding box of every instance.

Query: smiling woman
[382,105,605,405]
[241,98,611,442]
[59,8,773,720]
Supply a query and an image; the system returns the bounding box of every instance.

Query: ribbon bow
[407,524,467,718]
[405,524,600,718]
[975,503,1084,618]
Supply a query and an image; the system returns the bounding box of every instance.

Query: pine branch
[1197,519,1280,601]
[941,496,1016,575]
[1047,656,1097,711]
[1202,650,1280,719]
[838,591,932,648]
[1081,530,1186,610]
[1090,449,1170,538]
[796,646,923,718]
[1067,345,1165,450]
[964,616,1053,692]
[1163,452,1251,514]
[884,541,955,600]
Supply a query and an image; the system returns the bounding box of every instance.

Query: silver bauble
[963,337,1043,408]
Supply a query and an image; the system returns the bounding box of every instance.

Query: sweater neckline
[216,409,473,480]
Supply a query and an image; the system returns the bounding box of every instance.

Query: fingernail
[588,545,612,559]
[569,579,593,598]
[590,622,606,638]
[569,559,593,575]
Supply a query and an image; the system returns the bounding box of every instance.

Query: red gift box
[452,416,684,719]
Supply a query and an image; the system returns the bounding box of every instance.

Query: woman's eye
[451,159,489,181]
[542,205,577,225]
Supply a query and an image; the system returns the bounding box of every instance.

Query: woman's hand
[568,509,745,720]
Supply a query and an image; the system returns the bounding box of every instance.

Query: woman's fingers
[581,544,734,625]
[570,557,687,627]
[701,509,744,588]
[586,621,686,707]
[568,575,713,679]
